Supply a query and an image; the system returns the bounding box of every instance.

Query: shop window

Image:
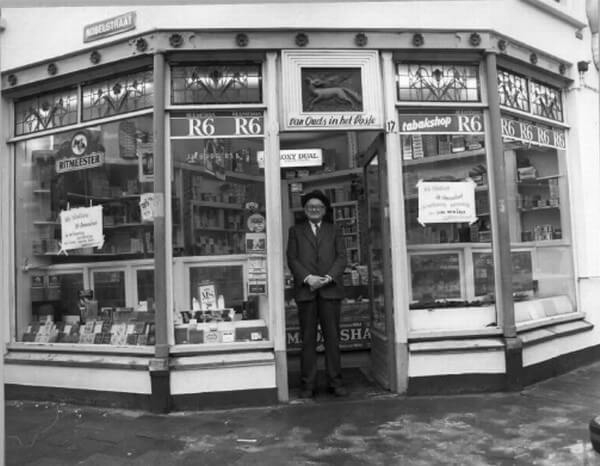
[498,69,564,123]
[396,63,480,102]
[400,111,497,332]
[81,69,154,121]
[14,115,156,346]
[14,88,78,136]
[529,79,563,122]
[170,64,262,105]
[498,69,530,113]
[503,143,576,325]
[170,111,269,345]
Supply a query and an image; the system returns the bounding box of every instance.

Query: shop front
[1,14,597,411]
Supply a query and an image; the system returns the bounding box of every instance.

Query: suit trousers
[297,295,342,390]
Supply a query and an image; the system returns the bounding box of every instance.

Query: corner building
[1,1,599,411]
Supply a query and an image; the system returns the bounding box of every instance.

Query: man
[286,190,348,398]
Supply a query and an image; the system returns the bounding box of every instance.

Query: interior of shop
[278,130,390,394]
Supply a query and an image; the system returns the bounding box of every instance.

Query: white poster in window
[248,257,267,295]
[59,205,104,252]
[139,193,155,222]
[417,179,477,225]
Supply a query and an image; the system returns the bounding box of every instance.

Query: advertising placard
[170,112,264,138]
[501,116,566,150]
[417,179,477,225]
[59,205,104,252]
[257,148,323,168]
[398,113,484,134]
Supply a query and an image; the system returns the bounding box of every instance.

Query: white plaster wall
[0,1,587,71]
[4,364,152,393]
[170,364,276,394]
[522,329,599,367]
[408,350,505,377]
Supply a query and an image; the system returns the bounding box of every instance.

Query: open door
[363,135,396,390]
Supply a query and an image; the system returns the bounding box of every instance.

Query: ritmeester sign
[83,11,136,43]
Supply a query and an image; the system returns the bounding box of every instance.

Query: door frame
[362,134,397,391]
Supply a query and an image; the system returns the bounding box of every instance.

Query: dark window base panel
[171,388,278,411]
[5,384,152,410]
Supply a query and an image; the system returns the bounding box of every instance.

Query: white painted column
[264,51,288,402]
[381,52,409,394]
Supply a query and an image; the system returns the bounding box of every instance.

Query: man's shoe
[328,386,348,397]
[299,388,315,399]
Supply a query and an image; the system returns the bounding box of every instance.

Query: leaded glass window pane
[81,69,154,121]
[397,64,480,102]
[171,64,262,104]
[529,80,563,122]
[14,89,78,136]
[497,69,530,112]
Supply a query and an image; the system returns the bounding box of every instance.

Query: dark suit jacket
[286,221,347,302]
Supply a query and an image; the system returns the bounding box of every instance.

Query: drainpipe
[484,51,523,391]
[149,50,170,413]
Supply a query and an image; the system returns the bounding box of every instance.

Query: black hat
[301,189,330,208]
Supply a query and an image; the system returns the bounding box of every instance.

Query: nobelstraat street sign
[83,11,136,43]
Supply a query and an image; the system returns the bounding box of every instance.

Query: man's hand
[306,275,323,290]
[307,275,331,291]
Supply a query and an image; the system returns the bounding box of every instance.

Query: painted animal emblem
[304,76,362,111]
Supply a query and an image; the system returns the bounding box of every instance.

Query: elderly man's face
[304,199,326,223]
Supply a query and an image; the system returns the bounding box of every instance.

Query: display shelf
[33,220,59,226]
[191,200,245,210]
[33,189,51,195]
[403,148,485,167]
[287,167,362,183]
[66,192,141,202]
[519,205,560,212]
[104,223,152,229]
[517,174,561,185]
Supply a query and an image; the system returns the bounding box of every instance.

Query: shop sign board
[170,112,264,138]
[59,205,104,252]
[256,148,323,168]
[56,131,105,174]
[83,11,136,43]
[417,179,477,225]
[501,116,566,150]
[281,50,383,131]
[286,321,371,352]
[398,113,484,134]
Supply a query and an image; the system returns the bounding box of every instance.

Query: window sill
[7,342,155,356]
[518,318,593,346]
[409,337,504,354]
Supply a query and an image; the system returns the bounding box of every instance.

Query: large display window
[169,110,270,346]
[399,111,496,332]
[14,114,156,345]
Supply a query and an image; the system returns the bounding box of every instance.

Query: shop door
[363,136,396,390]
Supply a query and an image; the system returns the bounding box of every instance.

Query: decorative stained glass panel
[529,80,563,122]
[171,64,262,104]
[397,64,480,102]
[82,69,154,121]
[14,89,78,136]
[497,69,530,112]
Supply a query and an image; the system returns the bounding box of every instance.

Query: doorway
[280,131,396,397]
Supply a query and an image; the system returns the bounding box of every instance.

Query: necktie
[314,223,320,237]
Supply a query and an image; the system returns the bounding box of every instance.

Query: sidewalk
[6,361,600,466]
